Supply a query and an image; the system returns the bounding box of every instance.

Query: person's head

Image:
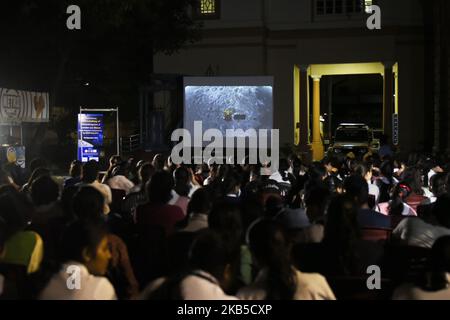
[109,155,122,168]
[0,191,31,237]
[430,173,448,198]
[380,160,394,180]
[278,158,289,175]
[208,162,219,178]
[61,185,80,220]
[248,163,262,182]
[354,162,372,182]
[323,194,361,257]
[187,188,212,215]
[423,235,450,291]
[72,186,105,222]
[139,162,154,185]
[173,166,191,197]
[0,169,14,185]
[247,219,296,300]
[147,170,174,204]
[188,230,236,286]
[323,156,339,173]
[209,201,243,246]
[29,158,47,175]
[344,174,369,207]
[82,160,99,183]
[111,162,128,177]
[402,167,424,195]
[30,175,60,206]
[152,154,166,171]
[258,180,282,207]
[222,171,242,196]
[388,183,411,216]
[69,160,83,178]
[264,195,284,218]
[27,167,51,186]
[432,195,450,229]
[59,220,111,276]
[309,162,327,182]
[304,182,331,222]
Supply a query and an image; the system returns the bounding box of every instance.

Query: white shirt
[377,201,417,216]
[182,214,208,233]
[141,271,237,300]
[180,270,237,300]
[269,171,291,185]
[106,175,135,194]
[393,218,450,249]
[39,262,117,300]
[188,184,200,198]
[428,170,437,187]
[393,274,450,300]
[368,182,380,202]
[90,181,112,214]
[237,268,336,300]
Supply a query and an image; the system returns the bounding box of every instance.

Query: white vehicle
[327,123,380,157]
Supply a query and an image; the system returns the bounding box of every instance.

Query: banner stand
[78,107,120,162]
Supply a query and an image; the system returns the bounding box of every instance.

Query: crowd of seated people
[0,150,450,300]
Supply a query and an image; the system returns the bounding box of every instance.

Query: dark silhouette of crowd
[1,150,450,300]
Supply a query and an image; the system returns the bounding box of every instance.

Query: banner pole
[116,108,120,156]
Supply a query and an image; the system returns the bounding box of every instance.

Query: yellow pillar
[311,75,324,160]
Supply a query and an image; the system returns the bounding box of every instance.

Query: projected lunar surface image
[184,86,273,135]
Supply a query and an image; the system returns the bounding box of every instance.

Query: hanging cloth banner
[0,87,49,123]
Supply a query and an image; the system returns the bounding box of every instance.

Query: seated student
[298,195,384,278]
[208,201,248,289]
[141,230,238,300]
[136,171,185,236]
[238,219,335,300]
[294,183,332,244]
[392,195,450,249]
[181,188,212,232]
[72,186,139,299]
[401,167,428,211]
[392,235,450,300]
[0,169,17,188]
[168,167,192,216]
[122,163,155,221]
[354,162,380,205]
[64,160,83,189]
[39,220,116,300]
[344,175,391,229]
[29,175,67,261]
[417,173,448,221]
[106,162,135,194]
[80,160,112,215]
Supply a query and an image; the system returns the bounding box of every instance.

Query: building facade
[154,0,426,158]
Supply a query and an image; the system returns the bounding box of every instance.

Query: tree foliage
[0,0,202,110]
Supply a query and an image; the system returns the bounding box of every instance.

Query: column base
[311,141,324,161]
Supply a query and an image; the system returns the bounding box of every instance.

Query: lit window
[365,0,373,13]
[195,0,220,19]
[315,0,372,16]
[200,0,216,15]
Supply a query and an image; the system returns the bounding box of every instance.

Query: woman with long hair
[238,219,335,300]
